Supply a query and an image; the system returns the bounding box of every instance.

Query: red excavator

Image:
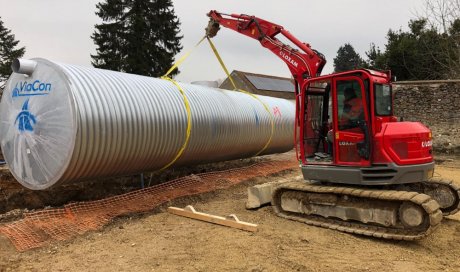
[206,10,460,240]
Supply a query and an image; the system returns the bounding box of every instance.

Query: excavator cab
[300,71,371,166]
[299,70,435,186]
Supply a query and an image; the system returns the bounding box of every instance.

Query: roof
[244,74,295,93]
[220,70,295,93]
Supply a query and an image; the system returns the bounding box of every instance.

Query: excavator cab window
[333,76,371,165]
[375,84,392,116]
[302,80,332,163]
[337,80,365,130]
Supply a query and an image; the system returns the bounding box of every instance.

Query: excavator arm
[206,10,327,89]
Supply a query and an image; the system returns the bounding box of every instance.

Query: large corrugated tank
[0,58,295,190]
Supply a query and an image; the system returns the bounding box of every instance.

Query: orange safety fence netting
[0,159,298,252]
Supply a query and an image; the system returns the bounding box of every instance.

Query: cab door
[332,76,371,167]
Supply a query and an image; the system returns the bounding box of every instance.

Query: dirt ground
[1,156,460,272]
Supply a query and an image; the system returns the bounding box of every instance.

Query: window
[336,79,364,130]
[375,84,392,116]
[303,80,331,159]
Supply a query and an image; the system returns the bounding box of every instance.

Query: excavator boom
[206,10,327,89]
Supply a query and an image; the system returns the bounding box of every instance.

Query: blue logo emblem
[12,80,52,98]
[15,99,37,132]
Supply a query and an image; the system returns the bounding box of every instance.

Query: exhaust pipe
[11,59,37,75]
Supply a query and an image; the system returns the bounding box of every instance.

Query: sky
[0,0,425,83]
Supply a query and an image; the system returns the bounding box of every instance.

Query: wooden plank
[167,205,258,232]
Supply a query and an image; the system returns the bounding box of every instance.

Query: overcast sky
[0,0,424,83]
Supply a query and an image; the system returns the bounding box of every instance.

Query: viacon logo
[15,99,37,132]
[12,80,52,98]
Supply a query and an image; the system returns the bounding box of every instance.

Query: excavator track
[272,182,443,240]
[395,178,460,216]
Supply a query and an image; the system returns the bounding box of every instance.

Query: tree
[364,43,386,70]
[448,19,460,78]
[333,43,365,73]
[0,16,25,92]
[359,0,460,80]
[418,0,460,78]
[91,0,183,78]
[419,0,459,33]
[388,0,460,79]
[381,19,455,80]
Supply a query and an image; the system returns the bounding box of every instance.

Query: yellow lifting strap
[158,77,192,171]
[206,37,275,156]
[159,34,276,172]
[163,36,207,78]
[158,36,207,171]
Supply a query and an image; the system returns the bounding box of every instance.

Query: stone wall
[393,81,460,154]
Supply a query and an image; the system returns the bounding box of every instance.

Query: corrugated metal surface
[0,58,295,190]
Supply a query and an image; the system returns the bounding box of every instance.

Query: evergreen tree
[0,16,25,91]
[446,19,460,78]
[364,43,386,70]
[333,43,365,73]
[91,0,183,77]
[383,19,451,80]
[365,0,460,80]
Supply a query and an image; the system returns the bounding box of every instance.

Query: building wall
[393,81,460,154]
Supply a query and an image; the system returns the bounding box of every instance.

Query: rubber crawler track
[272,182,443,240]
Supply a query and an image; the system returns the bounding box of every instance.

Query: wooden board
[167,205,258,232]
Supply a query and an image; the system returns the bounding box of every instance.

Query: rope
[206,37,275,156]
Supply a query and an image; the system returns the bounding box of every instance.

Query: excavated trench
[0,154,281,218]
[0,151,456,218]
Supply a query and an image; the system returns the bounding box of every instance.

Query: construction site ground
[1,153,460,272]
